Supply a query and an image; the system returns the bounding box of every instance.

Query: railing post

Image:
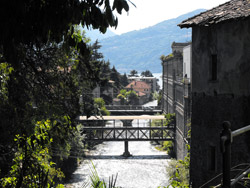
[220,121,232,188]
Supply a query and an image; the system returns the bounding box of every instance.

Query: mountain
[97,9,206,73]
[84,27,117,41]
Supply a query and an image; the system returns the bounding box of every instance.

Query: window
[210,54,217,81]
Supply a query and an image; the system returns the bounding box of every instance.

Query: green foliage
[117,94,126,105]
[125,90,139,105]
[129,70,138,77]
[120,73,129,87]
[90,41,127,104]
[0,0,132,53]
[83,162,119,188]
[117,94,125,100]
[94,98,110,116]
[0,0,132,186]
[141,70,153,77]
[1,120,65,188]
[151,113,175,128]
[152,91,159,100]
[165,113,176,126]
[110,66,122,92]
[166,53,174,59]
[155,141,174,155]
[160,55,166,62]
[94,98,105,108]
[165,119,190,188]
[0,62,13,101]
[165,153,190,188]
[157,90,162,106]
[244,173,250,186]
[151,114,175,157]
[116,89,139,105]
[119,89,127,96]
[0,30,112,187]
[151,119,166,128]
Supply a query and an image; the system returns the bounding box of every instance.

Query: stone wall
[162,42,191,160]
[190,18,250,187]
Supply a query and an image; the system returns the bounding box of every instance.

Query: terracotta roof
[179,0,250,28]
[125,81,151,90]
[137,91,146,97]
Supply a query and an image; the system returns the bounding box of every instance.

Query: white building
[183,44,192,82]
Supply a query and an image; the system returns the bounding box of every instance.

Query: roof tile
[179,0,250,28]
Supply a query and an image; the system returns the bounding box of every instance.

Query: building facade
[125,80,151,105]
[179,0,250,186]
[128,76,158,92]
[162,42,191,160]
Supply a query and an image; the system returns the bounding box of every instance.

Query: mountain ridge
[84,27,117,41]
[96,9,206,73]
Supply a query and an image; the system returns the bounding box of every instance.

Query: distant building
[171,42,191,54]
[125,80,151,104]
[128,76,158,92]
[179,0,250,186]
[183,44,192,82]
[162,42,191,160]
[92,80,114,104]
[92,86,100,98]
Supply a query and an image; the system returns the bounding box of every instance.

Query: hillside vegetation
[97,9,205,73]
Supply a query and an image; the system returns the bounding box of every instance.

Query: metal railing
[220,121,250,187]
[82,126,175,141]
[105,105,161,111]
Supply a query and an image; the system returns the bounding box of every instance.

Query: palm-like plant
[82,162,119,188]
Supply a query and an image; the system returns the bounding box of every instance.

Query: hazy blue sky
[110,0,229,34]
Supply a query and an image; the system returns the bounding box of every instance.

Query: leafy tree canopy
[94,98,110,116]
[0,1,134,186]
[0,0,134,69]
[0,1,131,46]
[120,73,129,87]
[126,90,139,105]
[117,89,138,105]
[129,70,138,77]
[110,66,121,90]
[141,70,153,77]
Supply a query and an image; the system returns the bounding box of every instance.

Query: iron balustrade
[79,116,172,157]
[82,126,175,142]
[105,105,161,111]
[220,121,250,187]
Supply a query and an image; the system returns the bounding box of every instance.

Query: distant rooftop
[171,42,191,48]
[179,0,250,28]
[128,76,156,79]
[125,81,151,90]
